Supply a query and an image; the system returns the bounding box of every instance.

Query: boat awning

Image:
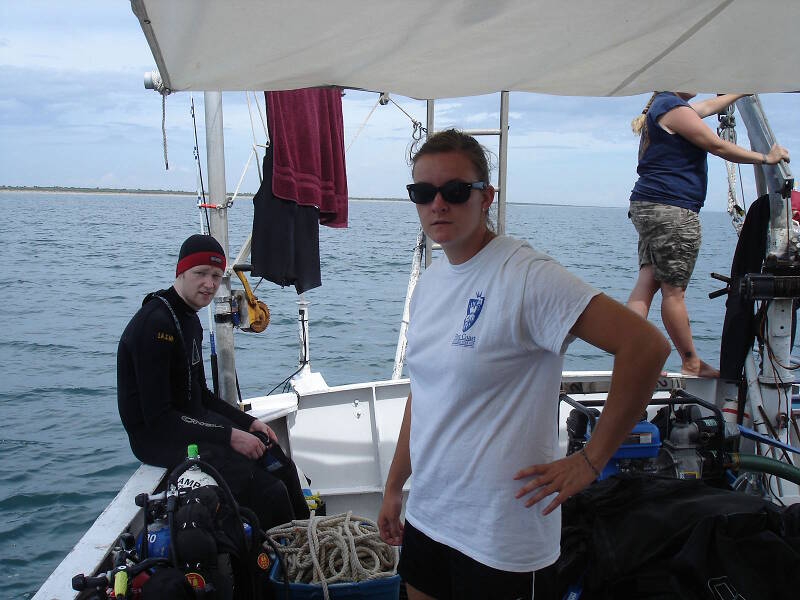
[131,0,800,98]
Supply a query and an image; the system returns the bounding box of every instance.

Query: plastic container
[269,558,401,600]
[137,519,251,558]
[611,420,660,459]
[598,420,661,480]
[137,519,171,558]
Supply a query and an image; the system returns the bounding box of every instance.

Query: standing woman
[377,130,670,600]
[627,92,790,377]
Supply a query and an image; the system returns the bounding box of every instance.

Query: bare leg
[627,265,660,318]
[660,282,719,378]
[406,584,437,600]
[628,265,668,375]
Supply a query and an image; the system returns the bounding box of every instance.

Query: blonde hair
[631,92,658,135]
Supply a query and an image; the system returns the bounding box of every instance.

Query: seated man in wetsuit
[117,234,309,530]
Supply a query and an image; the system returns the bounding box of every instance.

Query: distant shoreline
[0,185,402,202]
[0,185,202,197]
[0,186,649,209]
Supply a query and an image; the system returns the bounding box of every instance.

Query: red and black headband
[176,234,226,277]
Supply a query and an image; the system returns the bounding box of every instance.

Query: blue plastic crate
[269,558,401,600]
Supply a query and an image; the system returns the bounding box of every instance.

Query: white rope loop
[267,512,399,600]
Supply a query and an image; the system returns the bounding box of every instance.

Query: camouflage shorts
[629,200,701,289]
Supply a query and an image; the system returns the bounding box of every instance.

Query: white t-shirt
[404,235,599,572]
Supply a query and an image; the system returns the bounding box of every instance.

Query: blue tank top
[630,92,708,212]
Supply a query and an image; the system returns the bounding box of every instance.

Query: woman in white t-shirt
[377,129,670,600]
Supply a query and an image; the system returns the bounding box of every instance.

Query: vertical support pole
[392,228,425,379]
[497,91,509,235]
[204,91,238,406]
[297,296,311,376]
[424,99,435,268]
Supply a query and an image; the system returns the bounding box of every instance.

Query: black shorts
[397,520,533,600]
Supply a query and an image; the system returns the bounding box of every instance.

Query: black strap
[154,294,192,405]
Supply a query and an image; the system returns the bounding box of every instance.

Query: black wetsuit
[117,286,309,528]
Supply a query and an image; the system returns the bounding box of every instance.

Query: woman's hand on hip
[513,450,599,515]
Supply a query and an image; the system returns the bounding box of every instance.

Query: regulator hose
[726,453,800,486]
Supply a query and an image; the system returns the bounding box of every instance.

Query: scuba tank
[138,445,219,560]
[133,444,265,599]
[177,444,218,490]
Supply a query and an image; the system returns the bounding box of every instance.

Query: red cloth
[791,189,800,222]
[265,88,348,228]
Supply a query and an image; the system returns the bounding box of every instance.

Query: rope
[267,512,399,600]
[161,95,168,170]
[246,93,264,182]
[346,97,381,154]
[252,91,270,141]
[717,106,744,234]
[190,95,211,234]
[149,71,171,170]
[389,97,426,161]
[345,93,426,159]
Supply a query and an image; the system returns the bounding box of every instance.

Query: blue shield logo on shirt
[463,292,485,332]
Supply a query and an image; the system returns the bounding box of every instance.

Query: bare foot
[681,359,720,378]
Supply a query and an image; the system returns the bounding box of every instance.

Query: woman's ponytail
[631,92,658,135]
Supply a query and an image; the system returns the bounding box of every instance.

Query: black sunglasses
[406,180,487,205]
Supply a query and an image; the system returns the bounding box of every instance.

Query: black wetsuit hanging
[251,146,322,294]
[720,195,798,380]
[117,286,309,528]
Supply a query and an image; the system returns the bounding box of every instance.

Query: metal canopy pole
[737,96,795,382]
[204,91,238,406]
[736,95,796,482]
[496,91,509,234]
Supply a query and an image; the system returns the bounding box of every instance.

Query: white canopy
[131,0,799,98]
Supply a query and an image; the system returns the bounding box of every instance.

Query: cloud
[1,1,797,207]
[510,128,637,153]
[1,1,152,72]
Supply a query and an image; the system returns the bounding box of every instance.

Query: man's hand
[249,419,278,445]
[230,428,266,460]
[377,487,404,546]
[513,450,599,515]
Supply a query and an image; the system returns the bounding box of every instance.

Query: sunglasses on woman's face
[406,180,487,205]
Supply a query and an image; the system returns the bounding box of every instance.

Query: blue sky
[1,1,797,210]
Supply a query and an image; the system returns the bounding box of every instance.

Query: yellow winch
[232,264,270,333]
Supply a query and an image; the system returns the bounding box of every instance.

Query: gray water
[0,192,737,598]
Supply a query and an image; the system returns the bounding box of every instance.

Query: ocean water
[0,192,737,598]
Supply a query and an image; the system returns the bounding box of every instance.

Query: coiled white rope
[267,512,399,600]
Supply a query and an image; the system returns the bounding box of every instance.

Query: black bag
[141,567,196,599]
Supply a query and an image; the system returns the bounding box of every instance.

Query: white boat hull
[39,370,790,599]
